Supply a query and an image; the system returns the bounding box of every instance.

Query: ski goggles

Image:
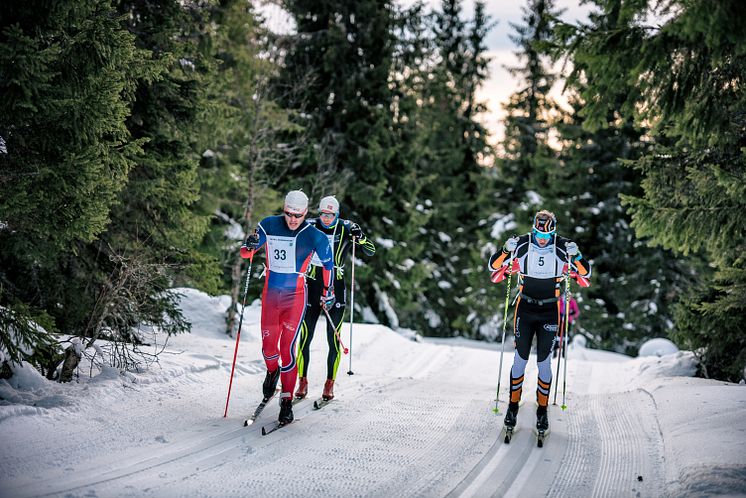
[532,228,554,241]
[319,211,337,219]
[284,211,305,219]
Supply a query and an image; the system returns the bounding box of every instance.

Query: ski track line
[153,376,495,498]
[446,381,547,498]
[3,378,401,498]
[451,421,534,498]
[368,388,495,497]
[547,390,664,498]
[546,394,600,498]
[396,342,451,380]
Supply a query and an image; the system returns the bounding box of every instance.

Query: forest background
[1,0,744,383]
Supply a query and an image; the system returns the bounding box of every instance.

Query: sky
[2,287,745,497]
[469,1,594,146]
[258,0,595,150]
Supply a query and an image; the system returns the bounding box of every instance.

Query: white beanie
[318,195,339,213]
[284,190,309,214]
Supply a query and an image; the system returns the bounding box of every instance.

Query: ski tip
[537,439,544,448]
[244,420,253,427]
[261,427,267,435]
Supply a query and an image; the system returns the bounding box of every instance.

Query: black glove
[245,231,260,249]
[349,223,364,239]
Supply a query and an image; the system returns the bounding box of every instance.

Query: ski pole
[561,271,570,410]
[347,239,356,375]
[553,260,571,408]
[493,256,515,414]
[322,305,349,354]
[223,251,253,418]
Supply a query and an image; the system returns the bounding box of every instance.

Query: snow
[438,232,452,243]
[526,190,542,205]
[639,337,679,357]
[1,288,744,498]
[375,237,395,249]
[490,212,517,239]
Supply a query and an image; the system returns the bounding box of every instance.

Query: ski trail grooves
[3,379,401,498]
[548,396,601,497]
[549,390,664,497]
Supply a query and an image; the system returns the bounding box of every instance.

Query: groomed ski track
[1,329,666,498]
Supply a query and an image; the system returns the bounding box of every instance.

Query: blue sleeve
[255,219,269,249]
[314,230,334,271]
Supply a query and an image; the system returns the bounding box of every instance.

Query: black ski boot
[536,406,549,432]
[504,402,519,428]
[278,395,294,425]
[262,368,280,400]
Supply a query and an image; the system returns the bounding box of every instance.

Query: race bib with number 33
[266,235,298,273]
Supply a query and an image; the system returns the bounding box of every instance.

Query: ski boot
[322,379,335,401]
[536,406,549,447]
[262,368,280,400]
[278,394,294,425]
[503,402,519,444]
[295,377,308,399]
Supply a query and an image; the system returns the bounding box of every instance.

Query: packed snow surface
[1,288,744,497]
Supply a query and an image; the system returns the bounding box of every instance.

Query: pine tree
[410,0,495,337]
[275,0,428,328]
[554,0,746,380]
[537,91,690,353]
[0,0,148,372]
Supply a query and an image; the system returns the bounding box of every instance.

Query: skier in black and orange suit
[488,210,591,433]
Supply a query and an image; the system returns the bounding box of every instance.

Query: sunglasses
[533,228,554,241]
[284,211,305,219]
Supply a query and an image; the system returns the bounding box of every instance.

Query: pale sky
[257,1,594,152]
[453,1,593,148]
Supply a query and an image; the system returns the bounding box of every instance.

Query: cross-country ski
[244,390,279,426]
[313,398,333,410]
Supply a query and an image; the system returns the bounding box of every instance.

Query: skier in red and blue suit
[240,190,335,425]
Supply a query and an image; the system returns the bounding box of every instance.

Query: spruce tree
[554,0,746,380]
[276,0,427,329]
[490,0,562,252]
[538,92,690,353]
[195,0,303,334]
[0,0,148,372]
[410,0,495,337]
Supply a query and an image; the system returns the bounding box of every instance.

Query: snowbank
[0,287,743,498]
[638,337,679,357]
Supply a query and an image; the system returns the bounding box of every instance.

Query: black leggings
[509,301,559,407]
[297,278,346,380]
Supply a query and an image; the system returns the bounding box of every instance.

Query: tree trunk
[225,84,263,336]
[59,344,81,383]
[225,258,242,336]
